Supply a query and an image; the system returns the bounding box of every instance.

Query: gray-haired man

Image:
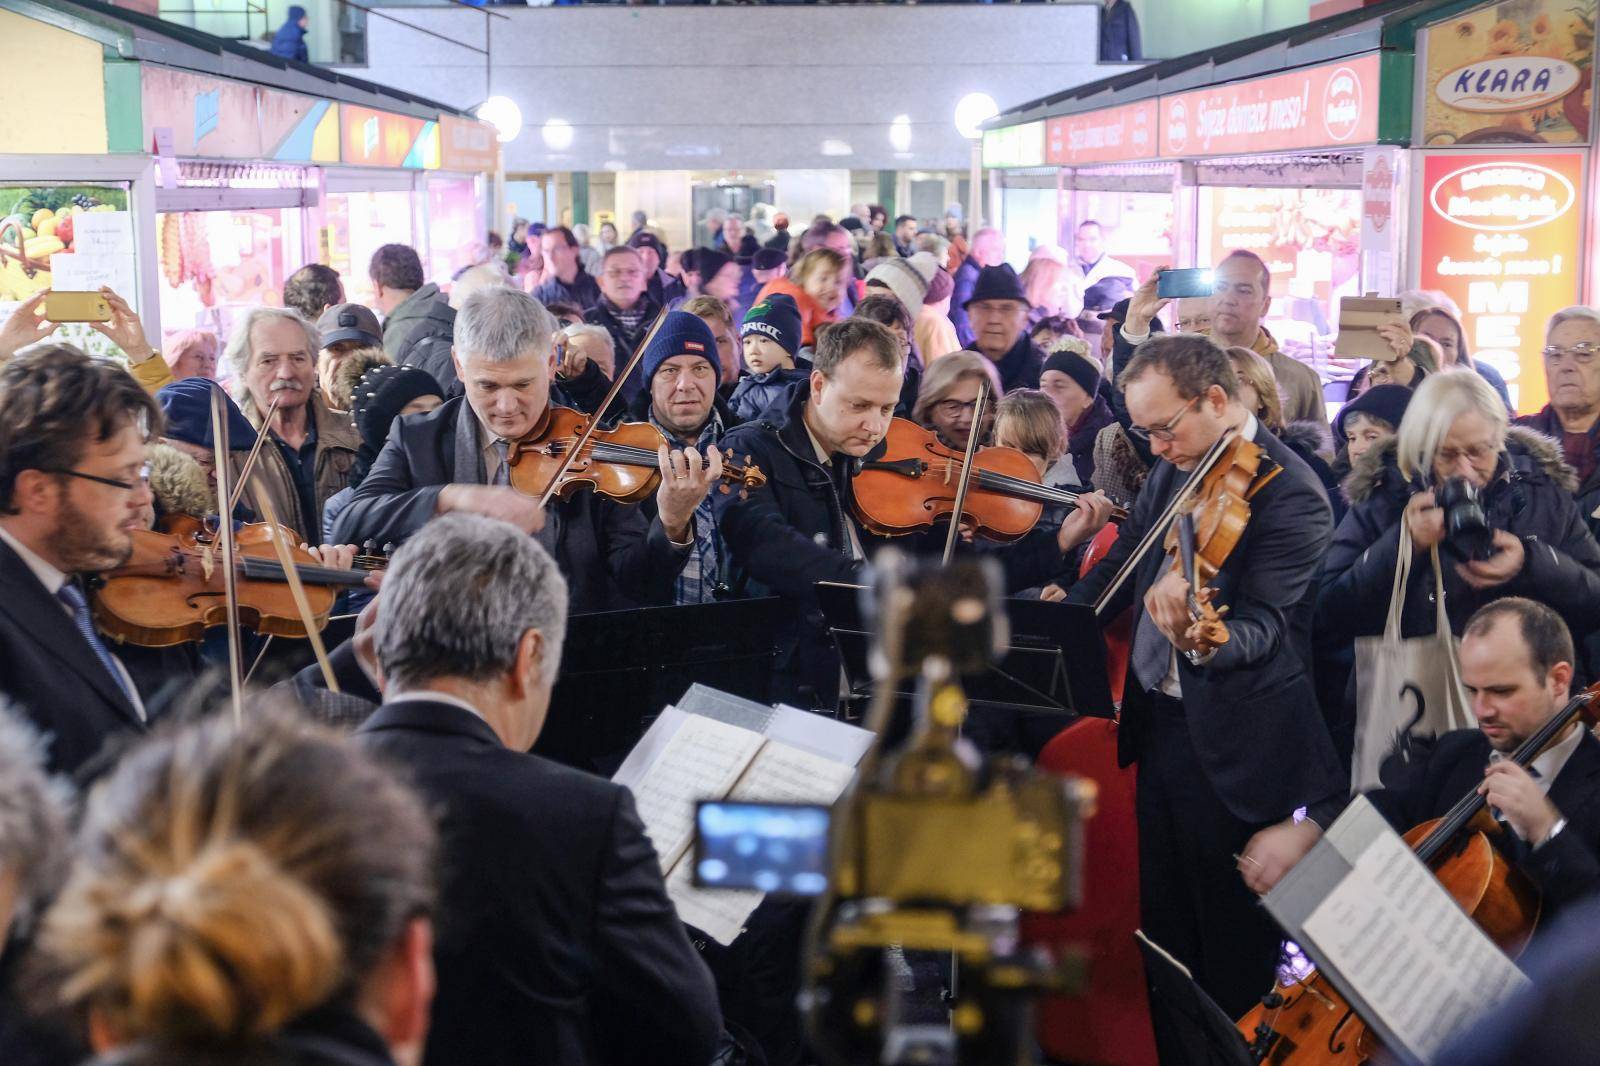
[331,288,712,611]
[353,514,721,1066]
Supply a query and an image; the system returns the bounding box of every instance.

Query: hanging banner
[340,105,440,169]
[1045,100,1158,165]
[1420,0,1595,147]
[982,121,1045,169]
[1160,53,1382,158]
[1417,152,1584,413]
[439,115,499,172]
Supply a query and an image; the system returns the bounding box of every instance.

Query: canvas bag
[1351,527,1473,791]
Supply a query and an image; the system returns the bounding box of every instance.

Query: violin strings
[540,438,749,474]
[928,460,1085,506]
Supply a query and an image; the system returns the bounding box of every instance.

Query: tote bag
[1351,527,1473,791]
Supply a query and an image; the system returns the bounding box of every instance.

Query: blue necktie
[492,439,511,486]
[56,582,136,707]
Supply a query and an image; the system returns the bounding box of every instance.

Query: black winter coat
[1517,405,1600,541]
[1319,427,1600,645]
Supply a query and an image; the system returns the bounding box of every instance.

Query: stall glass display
[0,183,137,360]
[158,208,303,365]
[1063,190,1172,286]
[426,176,482,287]
[325,190,416,308]
[1197,186,1361,395]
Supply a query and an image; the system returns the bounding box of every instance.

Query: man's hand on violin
[655,444,723,544]
[438,484,547,535]
[1480,761,1561,845]
[1057,491,1116,554]
[1457,530,1525,590]
[1239,818,1322,896]
[1145,572,1206,655]
[1404,490,1446,551]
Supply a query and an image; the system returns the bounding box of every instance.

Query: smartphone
[693,800,832,895]
[44,291,112,323]
[1156,268,1215,300]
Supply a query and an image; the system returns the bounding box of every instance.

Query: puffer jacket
[1318,426,1600,645]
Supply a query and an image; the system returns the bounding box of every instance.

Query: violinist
[332,288,715,613]
[1242,598,1600,936]
[1063,333,1343,1046]
[0,345,176,773]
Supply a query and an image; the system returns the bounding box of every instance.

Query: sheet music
[665,860,759,947]
[767,704,874,766]
[1287,802,1530,1063]
[730,741,858,804]
[628,715,764,873]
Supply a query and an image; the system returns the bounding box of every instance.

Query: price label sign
[1417,152,1584,413]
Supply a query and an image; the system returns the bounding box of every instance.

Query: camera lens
[1438,478,1494,560]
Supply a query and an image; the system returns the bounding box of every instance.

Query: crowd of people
[1,195,1600,1064]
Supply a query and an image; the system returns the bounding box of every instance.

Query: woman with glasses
[1320,369,1600,655]
[910,350,1003,450]
[1514,306,1600,542]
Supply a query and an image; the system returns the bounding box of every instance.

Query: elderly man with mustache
[226,307,360,544]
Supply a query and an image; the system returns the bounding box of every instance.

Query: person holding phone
[1118,252,1331,442]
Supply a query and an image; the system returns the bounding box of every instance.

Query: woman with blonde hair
[913,350,1003,450]
[40,710,437,1066]
[994,388,1078,490]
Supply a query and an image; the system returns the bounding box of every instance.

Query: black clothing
[1320,428,1600,647]
[1517,405,1600,541]
[1279,420,1344,523]
[646,269,688,308]
[329,397,688,613]
[353,699,721,1066]
[585,295,664,403]
[986,332,1046,394]
[1099,0,1142,61]
[534,267,603,312]
[381,284,457,393]
[1068,393,1117,488]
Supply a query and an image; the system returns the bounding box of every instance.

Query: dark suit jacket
[0,538,148,775]
[352,699,721,1066]
[1365,727,1600,930]
[329,397,688,613]
[1066,425,1345,824]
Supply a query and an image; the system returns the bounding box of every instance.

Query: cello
[1237,681,1600,1064]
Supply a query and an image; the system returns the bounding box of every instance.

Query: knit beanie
[1042,348,1102,399]
[643,310,722,383]
[865,258,931,317]
[352,364,445,449]
[924,266,954,306]
[695,248,735,285]
[740,293,802,356]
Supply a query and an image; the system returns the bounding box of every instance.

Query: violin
[851,418,1128,542]
[1175,511,1229,652]
[507,407,767,504]
[1236,682,1600,1065]
[92,515,372,647]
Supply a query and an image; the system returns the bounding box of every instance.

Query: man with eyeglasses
[1063,332,1342,1053]
[0,345,190,773]
[586,245,665,403]
[1517,307,1600,540]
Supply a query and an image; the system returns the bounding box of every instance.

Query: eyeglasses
[1129,396,1201,443]
[47,464,151,492]
[934,398,978,418]
[1542,343,1600,365]
[1436,443,1498,467]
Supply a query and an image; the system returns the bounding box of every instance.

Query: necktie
[492,439,511,486]
[56,582,136,707]
[1132,604,1171,693]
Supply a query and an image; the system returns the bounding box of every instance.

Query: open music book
[1263,797,1531,1064]
[613,684,872,945]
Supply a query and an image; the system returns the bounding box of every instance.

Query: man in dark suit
[331,286,717,613]
[1245,597,1600,936]
[0,345,169,775]
[1064,333,1343,1041]
[352,512,721,1066]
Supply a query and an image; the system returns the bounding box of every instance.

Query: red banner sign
[1418,152,1585,414]
[1159,53,1382,158]
[1045,100,1159,165]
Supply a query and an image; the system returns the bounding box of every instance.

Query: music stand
[815,582,1114,719]
[1135,932,1257,1066]
[536,597,785,772]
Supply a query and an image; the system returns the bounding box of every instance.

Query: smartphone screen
[1156,268,1215,300]
[693,801,831,895]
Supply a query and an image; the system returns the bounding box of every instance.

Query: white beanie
[865,257,932,317]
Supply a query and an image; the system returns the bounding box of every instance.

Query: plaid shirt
[654,409,725,605]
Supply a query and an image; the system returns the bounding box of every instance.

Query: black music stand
[815,582,1114,720]
[1135,932,1257,1066]
[536,597,784,772]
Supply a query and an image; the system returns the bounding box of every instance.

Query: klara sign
[1045,100,1158,165]
[1418,153,1584,413]
[1421,0,1595,145]
[1159,53,1381,158]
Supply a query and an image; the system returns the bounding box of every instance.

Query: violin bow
[535,309,669,509]
[208,386,246,727]
[226,392,282,516]
[248,484,341,694]
[941,378,991,565]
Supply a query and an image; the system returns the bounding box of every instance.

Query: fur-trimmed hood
[1279,419,1330,459]
[148,443,214,519]
[1343,424,1576,505]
